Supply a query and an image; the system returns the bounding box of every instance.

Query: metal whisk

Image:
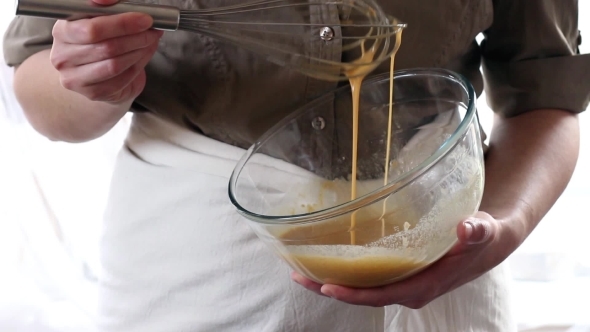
[15,0,406,81]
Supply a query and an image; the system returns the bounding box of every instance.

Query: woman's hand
[291,211,517,308]
[50,0,163,105]
[13,0,166,142]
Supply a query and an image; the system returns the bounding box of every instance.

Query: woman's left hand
[291,211,519,308]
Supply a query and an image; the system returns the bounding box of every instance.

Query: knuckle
[49,52,63,70]
[96,41,119,59]
[51,22,63,40]
[85,88,107,102]
[103,59,123,77]
[76,22,100,43]
[105,90,124,103]
[49,49,70,71]
[84,24,100,42]
[59,75,77,91]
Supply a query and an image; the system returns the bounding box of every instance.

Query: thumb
[457,211,499,245]
[92,0,119,5]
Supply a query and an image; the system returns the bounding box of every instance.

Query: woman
[4,0,589,331]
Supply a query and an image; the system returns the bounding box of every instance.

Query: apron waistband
[125,113,245,179]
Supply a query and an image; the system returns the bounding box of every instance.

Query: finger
[320,284,393,307]
[61,48,145,86]
[66,42,157,103]
[101,68,146,105]
[321,271,441,307]
[117,69,147,104]
[103,43,157,102]
[322,285,433,309]
[53,12,154,44]
[67,60,141,102]
[458,216,497,245]
[62,40,157,86]
[90,41,157,102]
[93,0,118,4]
[52,30,162,68]
[291,272,327,297]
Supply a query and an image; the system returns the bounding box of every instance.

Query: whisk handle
[15,0,180,31]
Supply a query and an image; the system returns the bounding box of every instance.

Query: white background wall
[0,2,589,331]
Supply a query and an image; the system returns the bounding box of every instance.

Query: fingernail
[464,220,474,239]
[466,219,493,244]
[137,15,153,30]
[320,285,334,298]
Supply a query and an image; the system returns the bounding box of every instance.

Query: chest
[151,0,492,68]
[139,0,493,148]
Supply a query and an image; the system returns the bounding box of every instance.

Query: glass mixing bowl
[228,68,485,288]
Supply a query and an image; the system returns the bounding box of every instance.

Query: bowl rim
[228,68,478,225]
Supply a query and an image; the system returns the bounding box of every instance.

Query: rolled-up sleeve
[3,17,56,67]
[481,0,590,116]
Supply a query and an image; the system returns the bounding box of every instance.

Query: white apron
[98,113,516,332]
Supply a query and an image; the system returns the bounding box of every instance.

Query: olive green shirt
[4,0,590,150]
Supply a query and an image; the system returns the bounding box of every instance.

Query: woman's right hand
[50,0,163,106]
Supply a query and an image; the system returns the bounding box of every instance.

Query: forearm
[13,49,130,143]
[480,109,580,251]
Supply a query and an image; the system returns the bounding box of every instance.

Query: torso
[136,0,493,148]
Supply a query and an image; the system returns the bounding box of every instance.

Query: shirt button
[312,117,326,130]
[319,27,335,41]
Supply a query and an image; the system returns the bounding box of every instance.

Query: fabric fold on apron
[99,113,386,332]
[127,112,245,177]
